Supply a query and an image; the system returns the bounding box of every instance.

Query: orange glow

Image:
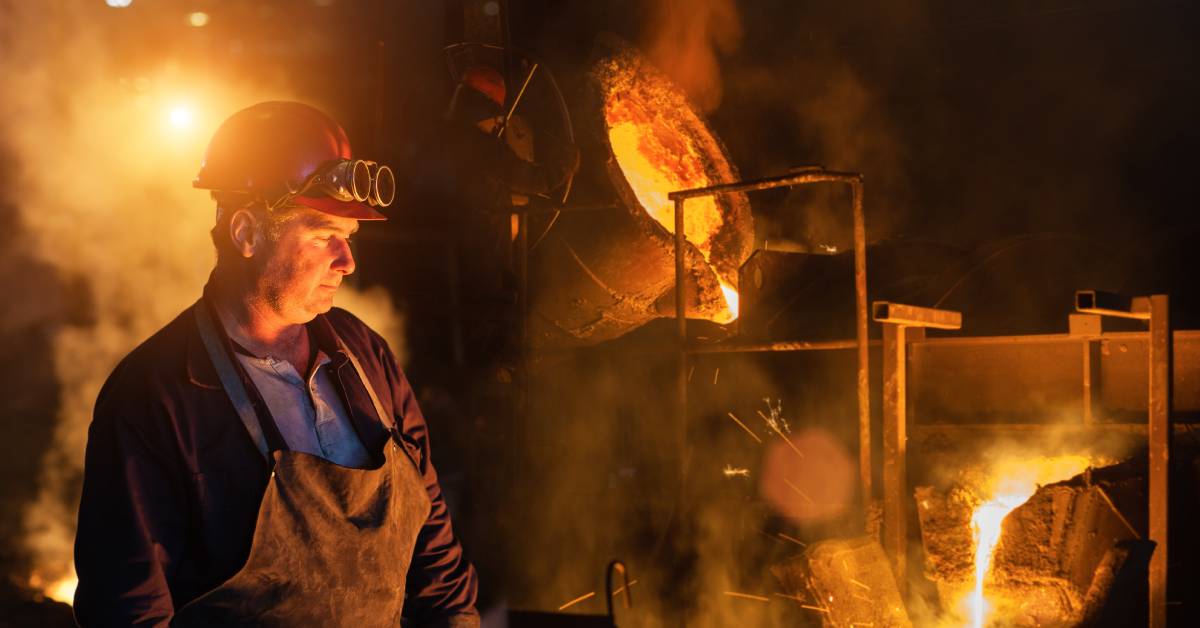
[964,455,1093,627]
[606,93,738,320]
[720,280,739,319]
[188,12,210,28]
[167,104,195,129]
[29,569,77,605]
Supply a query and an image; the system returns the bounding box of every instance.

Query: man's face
[252,207,359,325]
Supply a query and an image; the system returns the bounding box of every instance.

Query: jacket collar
[186,278,351,389]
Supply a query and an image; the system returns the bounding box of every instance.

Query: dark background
[1,0,1198,625]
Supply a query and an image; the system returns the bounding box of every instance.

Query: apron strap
[195,302,274,460]
[336,334,397,434]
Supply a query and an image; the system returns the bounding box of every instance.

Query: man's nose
[333,239,356,275]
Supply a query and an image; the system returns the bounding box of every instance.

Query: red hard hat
[194,101,387,220]
[461,65,506,107]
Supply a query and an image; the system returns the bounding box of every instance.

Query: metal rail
[668,168,872,516]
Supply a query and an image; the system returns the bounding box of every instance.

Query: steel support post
[1148,295,1170,628]
[881,323,907,596]
[873,302,962,597]
[674,198,688,461]
[1075,290,1170,627]
[851,180,871,517]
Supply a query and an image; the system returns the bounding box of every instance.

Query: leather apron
[172,302,431,627]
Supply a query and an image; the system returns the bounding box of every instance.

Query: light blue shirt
[234,349,373,468]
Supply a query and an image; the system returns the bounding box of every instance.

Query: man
[73,101,479,627]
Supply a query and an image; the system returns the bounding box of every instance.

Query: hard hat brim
[293,195,388,221]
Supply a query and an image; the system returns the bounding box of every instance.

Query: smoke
[0,0,404,598]
[639,0,742,113]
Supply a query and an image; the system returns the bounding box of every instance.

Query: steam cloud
[0,0,404,597]
[640,0,743,113]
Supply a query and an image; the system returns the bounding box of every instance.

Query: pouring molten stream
[606,97,739,322]
[965,455,1094,627]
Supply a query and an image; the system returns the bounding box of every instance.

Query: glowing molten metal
[964,455,1093,627]
[606,96,738,322]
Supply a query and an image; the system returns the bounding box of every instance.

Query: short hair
[210,193,301,266]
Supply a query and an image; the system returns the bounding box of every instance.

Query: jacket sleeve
[377,341,480,628]
[74,362,187,628]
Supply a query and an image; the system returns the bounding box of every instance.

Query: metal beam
[872,302,963,330]
[1075,290,1152,321]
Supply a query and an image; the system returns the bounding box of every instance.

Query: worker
[72,101,479,627]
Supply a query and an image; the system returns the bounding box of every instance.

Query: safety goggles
[290,159,396,208]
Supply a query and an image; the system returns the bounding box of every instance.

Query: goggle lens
[295,158,395,208]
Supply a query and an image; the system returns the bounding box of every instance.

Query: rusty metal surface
[881,324,908,595]
[906,330,1200,423]
[687,338,877,354]
[771,536,912,627]
[872,302,963,330]
[1146,295,1169,628]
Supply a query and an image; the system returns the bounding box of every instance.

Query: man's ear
[228,209,260,258]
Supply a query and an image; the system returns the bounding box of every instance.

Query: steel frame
[668,168,871,513]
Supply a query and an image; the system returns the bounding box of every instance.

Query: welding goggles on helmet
[286,158,396,209]
[195,101,394,221]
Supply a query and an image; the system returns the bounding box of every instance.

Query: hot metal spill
[963,455,1095,627]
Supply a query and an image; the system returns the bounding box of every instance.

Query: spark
[774,592,807,603]
[712,368,720,385]
[188,12,210,27]
[783,478,814,504]
[557,591,596,611]
[723,591,769,603]
[776,532,807,547]
[722,464,750,478]
[687,365,695,382]
[105,0,132,7]
[725,412,762,443]
[759,410,804,458]
[800,604,831,613]
[558,580,640,611]
[849,578,871,591]
[761,398,790,433]
[611,579,639,596]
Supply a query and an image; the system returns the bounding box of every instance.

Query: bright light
[188,12,209,27]
[720,281,739,321]
[167,105,195,129]
[964,455,1094,627]
[105,0,132,7]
